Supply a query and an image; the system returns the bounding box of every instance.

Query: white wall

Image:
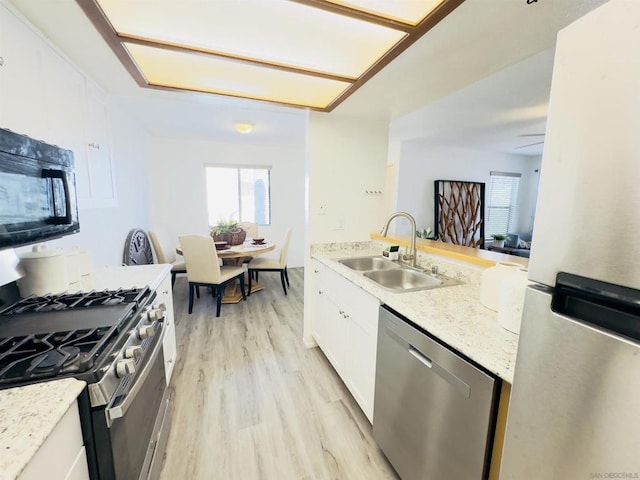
[2,3,152,268]
[395,143,542,237]
[43,103,152,267]
[147,137,306,267]
[307,113,389,243]
[303,112,389,345]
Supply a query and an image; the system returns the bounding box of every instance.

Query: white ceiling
[6,0,609,151]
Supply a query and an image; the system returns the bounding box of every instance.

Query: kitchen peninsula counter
[0,378,86,480]
[311,241,521,383]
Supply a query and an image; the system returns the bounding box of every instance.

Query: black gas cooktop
[0,288,151,388]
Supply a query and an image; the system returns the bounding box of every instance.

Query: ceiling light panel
[124,43,351,109]
[97,0,405,78]
[324,0,446,26]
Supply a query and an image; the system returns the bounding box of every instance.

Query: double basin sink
[337,256,461,293]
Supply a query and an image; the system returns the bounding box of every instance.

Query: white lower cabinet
[18,402,89,480]
[157,272,177,383]
[312,260,380,422]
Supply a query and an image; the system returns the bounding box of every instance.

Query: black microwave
[0,128,79,249]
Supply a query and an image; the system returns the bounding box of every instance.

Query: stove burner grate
[30,346,80,370]
[0,326,115,385]
[0,287,148,315]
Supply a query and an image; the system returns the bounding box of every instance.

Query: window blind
[486,171,520,238]
[205,166,272,225]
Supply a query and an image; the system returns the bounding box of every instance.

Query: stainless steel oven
[0,127,79,249]
[85,323,172,480]
[0,287,172,480]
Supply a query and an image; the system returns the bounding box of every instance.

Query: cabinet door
[347,316,378,422]
[65,447,90,480]
[311,260,327,347]
[321,294,348,378]
[43,51,87,185]
[82,81,116,208]
[157,273,177,383]
[18,402,88,480]
[0,5,47,139]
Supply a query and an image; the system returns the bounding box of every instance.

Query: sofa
[503,232,532,258]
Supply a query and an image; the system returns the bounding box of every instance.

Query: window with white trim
[486,171,520,238]
[205,166,272,225]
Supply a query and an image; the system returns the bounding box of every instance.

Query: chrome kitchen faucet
[380,212,417,268]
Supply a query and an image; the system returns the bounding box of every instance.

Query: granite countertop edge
[311,242,518,383]
[0,377,86,480]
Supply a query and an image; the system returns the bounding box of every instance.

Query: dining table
[176,239,276,303]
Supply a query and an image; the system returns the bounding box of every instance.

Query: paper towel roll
[498,268,530,334]
[66,250,80,285]
[479,262,522,311]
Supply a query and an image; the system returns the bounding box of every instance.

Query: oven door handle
[105,326,165,427]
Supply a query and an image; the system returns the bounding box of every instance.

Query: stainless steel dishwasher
[373,306,499,480]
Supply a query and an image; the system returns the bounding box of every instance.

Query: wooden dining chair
[178,235,246,317]
[149,229,187,287]
[248,228,292,295]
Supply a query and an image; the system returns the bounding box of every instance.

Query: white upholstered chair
[148,229,186,287]
[238,222,259,239]
[248,228,292,295]
[179,235,246,317]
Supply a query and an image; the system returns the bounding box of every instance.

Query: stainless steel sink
[339,256,402,271]
[363,268,461,292]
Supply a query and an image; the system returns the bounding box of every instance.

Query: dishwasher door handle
[409,345,433,368]
[407,343,471,399]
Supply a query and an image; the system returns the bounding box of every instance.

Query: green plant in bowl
[210,218,246,245]
[210,218,239,236]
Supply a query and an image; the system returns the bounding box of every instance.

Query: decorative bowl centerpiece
[210,219,246,246]
[252,237,265,245]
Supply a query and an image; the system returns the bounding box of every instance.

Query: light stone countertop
[0,263,171,480]
[90,263,171,291]
[0,378,86,480]
[311,242,519,383]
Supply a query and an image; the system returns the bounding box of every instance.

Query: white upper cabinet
[0,3,116,209]
[0,5,47,140]
[82,80,116,208]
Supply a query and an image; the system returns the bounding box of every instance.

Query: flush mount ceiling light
[76,0,465,111]
[234,122,254,134]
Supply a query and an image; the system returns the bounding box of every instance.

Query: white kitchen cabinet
[0,4,116,210]
[312,261,347,376]
[0,5,47,140]
[157,271,177,383]
[18,401,89,480]
[312,259,380,422]
[82,80,116,208]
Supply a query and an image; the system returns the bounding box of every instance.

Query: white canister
[17,244,69,296]
[479,261,522,311]
[498,268,530,334]
[73,246,92,276]
[66,250,80,289]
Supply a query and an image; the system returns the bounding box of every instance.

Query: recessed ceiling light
[234,122,254,134]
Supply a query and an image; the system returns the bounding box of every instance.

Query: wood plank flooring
[160,267,398,480]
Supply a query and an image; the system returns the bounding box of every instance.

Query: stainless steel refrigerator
[500,1,640,478]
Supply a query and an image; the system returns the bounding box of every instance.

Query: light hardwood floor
[160,267,398,480]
